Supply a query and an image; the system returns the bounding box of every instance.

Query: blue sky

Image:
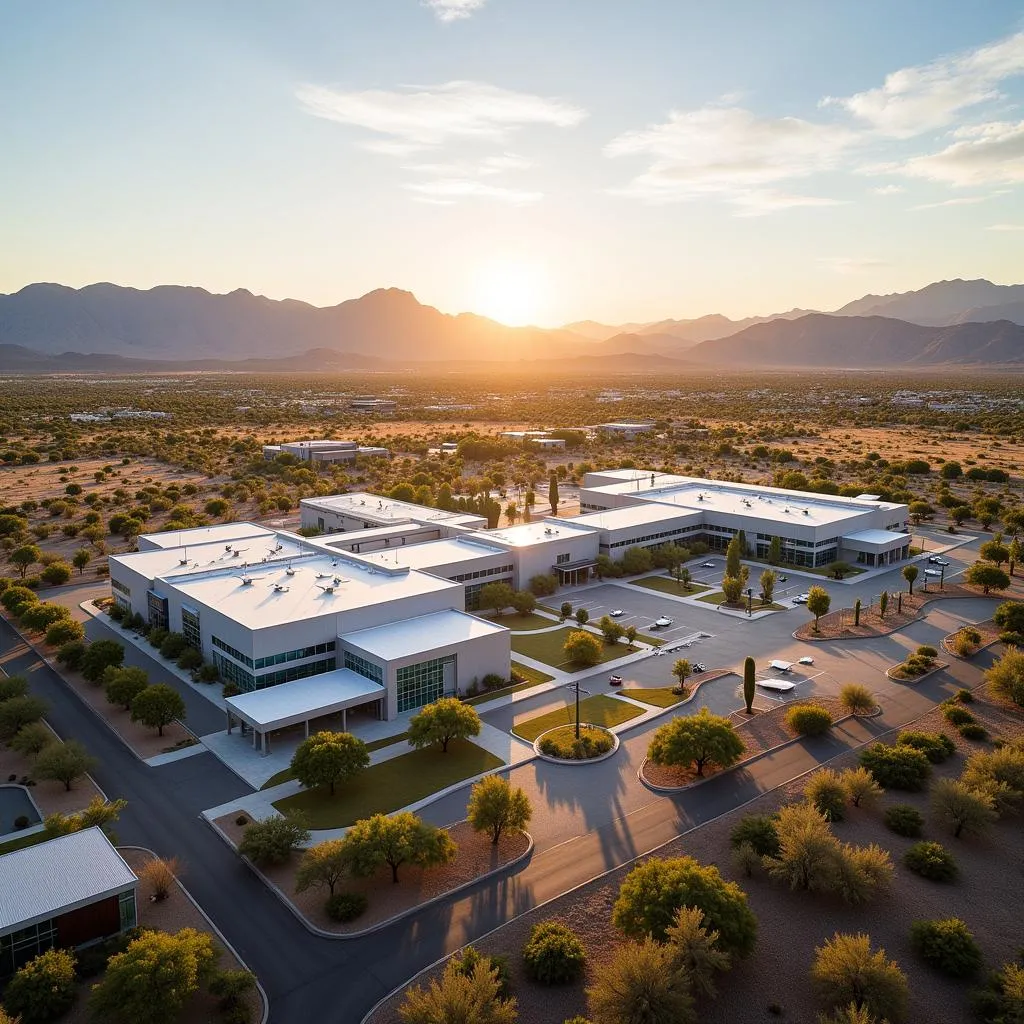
[2,0,1024,325]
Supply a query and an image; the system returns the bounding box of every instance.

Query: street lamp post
[746,588,753,617]
[567,678,591,740]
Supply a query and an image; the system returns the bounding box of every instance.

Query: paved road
[0,535,998,1024]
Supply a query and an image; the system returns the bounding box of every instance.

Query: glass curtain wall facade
[396,654,455,713]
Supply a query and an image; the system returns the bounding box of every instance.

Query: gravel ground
[370,687,1023,1024]
[642,697,848,788]
[217,816,529,935]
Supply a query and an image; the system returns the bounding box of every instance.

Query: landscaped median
[627,574,711,597]
[510,627,640,670]
[886,645,948,683]
[510,694,644,742]
[696,591,785,612]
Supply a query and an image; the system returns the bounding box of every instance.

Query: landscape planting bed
[510,627,635,669]
[628,575,711,597]
[510,694,643,742]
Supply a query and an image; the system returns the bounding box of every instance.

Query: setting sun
[470,259,546,326]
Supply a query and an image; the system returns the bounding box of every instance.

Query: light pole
[566,679,591,739]
[746,588,753,617]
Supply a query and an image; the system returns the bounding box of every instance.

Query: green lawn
[511,627,634,670]
[0,829,50,854]
[629,575,711,597]
[259,731,410,791]
[633,632,667,648]
[511,694,644,741]
[272,739,503,827]
[743,556,866,580]
[483,611,558,632]
[621,686,688,708]
[696,592,786,611]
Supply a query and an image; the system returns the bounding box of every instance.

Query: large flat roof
[164,555,458,630]
[225,669,384,730]
[138,522,276,550]
[354,537,508,572]
[571,503,701,531]
[842,529,908,546]
[342,609,508,661]
[482,519,597,548]
[0,828,137,937]
[302,492,485,527]
[111,534,311,582]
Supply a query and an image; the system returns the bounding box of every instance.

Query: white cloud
[423,0,486,22]
[604,105,855,211]
[404,178,543,204]
[730,190,847,217]
[823,31,1024,137]
[910,194,991,210]
[296,80,586,149]
[404,153,533,176]
[988,222,1024,231]
[872,184,905,195]
[819,257,891,274]
[892,120,1024,186]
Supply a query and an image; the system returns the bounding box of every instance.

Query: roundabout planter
[533,723,620,764]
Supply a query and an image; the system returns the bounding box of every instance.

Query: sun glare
[471,260,546,326]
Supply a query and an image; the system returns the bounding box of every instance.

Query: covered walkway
[225,669,385,755]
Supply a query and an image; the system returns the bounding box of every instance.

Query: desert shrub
[138,856,178,901]
[916,645,938,659]
[451,945,513,999]
[729,813,780,857]
[961,741,1024,813]
[942,704,975,726]
[859,743,931,790]
[804,769,847,821]
[811,933,908,1023]
[954,688,974,703]
[970,960,1024,1023]
[786,705,833,737]
[958,722,988,741]
[586,939,694,1024]
[838,683,875,715]
[884,804,924,837]
[522,921,586,985]
[903,841,958,882]
[325,892,368,922]
[909,918,982,978]
[238,814,310,866]
[896,730,956,763]
[159,632,188,660]
[56,640,86,670]
[208,969,256,1017]
[931,778,996,838]
[612,855,758,956]
[731,841,761,878]
[147,628,168,649]
[176,647,202,670]
[0,675,29,701]
[3,947,78,1024]
[538,727,613,759]
[840,767,883,809]
[999,630,1024,648]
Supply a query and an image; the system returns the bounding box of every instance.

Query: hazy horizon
[3,1,1024,326]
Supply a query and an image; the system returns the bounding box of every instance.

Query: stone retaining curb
[531,723,620,764]
[205,815,533,941]
[885,660,949,683]
[120,845,270,1024]
[941,624,1003,660]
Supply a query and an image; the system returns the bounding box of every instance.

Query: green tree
[291,730,370,794]
[479,581,515,617]
[41,563,71,586]
[408,697,481,753]
[586,939,695,1024]
[985,647,1024,706]
[33,740,97,791]
[341,811,456,884]
[811,933,909,1023]
[3,947,77,1024]
[548,472,559,516]
[467,774,532,844]
[902,564,918,595]
[10,544,41,578]
[743,656,755,714]
[10,721,53,757]
[665,905,731,999]
[45,618,83,646]
[399,957,517,1024]
[980,540,1010,567]
[966,562,1011,594]
[760,569,777,604]
[0,674,29,701]
[295,839,348,897]
[930,778,996,838]
[721,574,744,605]
[807,586,831,632]
[672,658,692,691]
[103,665,149,710]
[564,629,602,667]
[238,813,310,866]
[647,708,745,778]
[0,696,48,742]
[620,546,654,575]
[512,589,537,615]
[624,624,638,647]
[72,548,92,575]
[599,615,625,645]
[768,535,782,565]
[726,535,742,578]
[89,928,216,1024]
[612,854,758,955]
[841,767,883,809]
[574,607,590,625]
[80,639,125,683]
[854,598,862,626]
[994,600,1024,633]
[130,683,185,736]
[766,802,842,893]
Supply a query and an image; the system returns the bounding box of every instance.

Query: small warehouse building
[0,829,138,977]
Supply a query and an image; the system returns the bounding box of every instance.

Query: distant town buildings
[349,397,397,414]
[262,440,390,464]
[69,409,170,422]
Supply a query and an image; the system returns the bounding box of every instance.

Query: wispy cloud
[888,120,1024,187]
[404,179,543,204]
[404,153,533,176]
[818,257,891,274]
[296,80,586,150]
[730,190,847,217]
[910,194,992,210]
[987,222,1024,231]
[822,31,1024,137]
[423,0,486,22]
[872,184,905,195]
[605,105,855,212]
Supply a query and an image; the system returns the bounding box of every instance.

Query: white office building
[262,440,390,464]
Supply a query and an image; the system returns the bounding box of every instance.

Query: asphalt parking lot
[570,582,711,643]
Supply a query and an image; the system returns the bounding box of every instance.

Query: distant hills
[1,277,1023,371]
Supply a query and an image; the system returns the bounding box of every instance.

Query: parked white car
[793,593,810,604]
[609,609,624,617]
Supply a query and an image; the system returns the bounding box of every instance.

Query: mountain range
[1,278,1023,372]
